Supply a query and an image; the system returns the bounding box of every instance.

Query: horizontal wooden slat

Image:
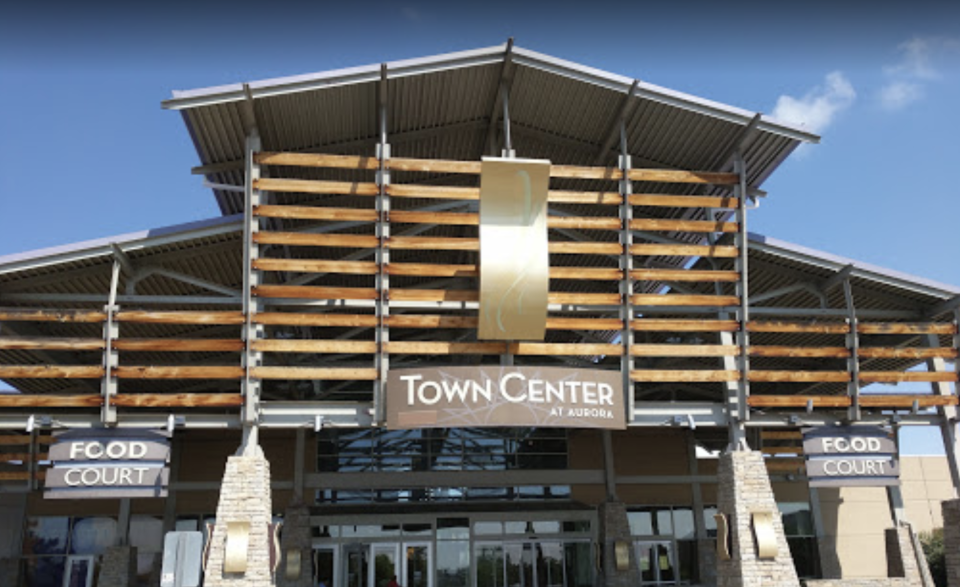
[748,371,850,383]
[629,194,739,208]
[550,242,622,255]
[382,315,623,331]
[631,269,739,282]
[254,259,378,275]
[858,347,958,359]
[764,458,806,472]
[858,371,957,383]
[255,178,379,196]
[254,285,379,301]
[630,370,739,382]
[389,289,477,303]
[116,311,244,325]
[0,366,104,379]
[389,157,480,174]
[747,395,851,408]
[254,205,378,223]
[386,342,505,355]
[388,263,477,278]
[0,453,47,462]
[629,244,739,258]
[747,321,849,334]
[255,232,379,248]
[749,346,850,359]
[627,169,739,185]
[114,366,243,380]
[0,472,35,481]
[0,395,102,407]
[630,294,739,307]
[387,184,479,200]
[255,152,378,170]
[390,210,478,226]
[630,219,738,233]
[548,216,621,231]
[0,435,53,445]
[510,343,621,356]
[547,190,621,205]
[388,236,478,251]
[253,340,377,354]
[0,309,105,323]
[252,367,378,380]
[552,267,623,280]
[857,322,957,335]
[631,344,738,357]
[631,319,739,332]
[858,395,959,408]
[113,339,244,352]
[761,447,802,455]
[550,292,621,306]
[550,164,621,180]
[0,337,103,351]
[760,431,803,440]
[111,394,244,408]
[255,313,378,328]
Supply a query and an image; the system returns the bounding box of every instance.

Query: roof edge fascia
[748,232,960,300]
[0,215,244,276]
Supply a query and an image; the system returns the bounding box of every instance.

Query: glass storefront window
[23,556,66,587]
[437,518,469,540]
[70,517,117,555]
[23,517,70,556]
[673,508,695,540]
[437,541,469,587]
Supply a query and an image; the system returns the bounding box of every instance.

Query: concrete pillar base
[715,449,800,587]
[97,545,137,587]
[597,501,641,587]
[204,444,275,587]
[943,499,960,587]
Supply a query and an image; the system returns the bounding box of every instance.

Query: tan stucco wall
[900,455,957,532]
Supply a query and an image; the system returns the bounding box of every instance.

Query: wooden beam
[748,346,850,359]
[631,269,739,282]
[255,232,379,248]
[629,194,739,208]
[254,285,379,301]
[254,178,379,196]
[627,169,739,185]
[254,205,378,223]
[255,313,378,328]
[748,371,850,383]
[630,294,739,307]
[0,366,104,379]
[388,236,478,251]
[630,370,740,382]
[858,347,958,359]
[629,244,739,258]
[115,311,245,325]
[630,219,738,233]
[113,339,244,352]
[111,393,244,408]
[390,210,478,226]
[760,431,803,440]
[747,321,849,334]
[858,395,959,408]
[631,319,739,332]
[0,394,102,407]
[631,344,738,357]
[114,366,244,379]
[859,372,957,383]
[0,453,48,462]
[858,322,957,335]
[253,340,378,354]
[253,259,379,275]
[547,190,622,205]
[0,435,52,445]
[747,395,851,408]
[252,367,378,380]
[0,337,104,351]
[387,263,478,278]
[0,309,106,323]
[254,152,378,170]
[550,242,623,255]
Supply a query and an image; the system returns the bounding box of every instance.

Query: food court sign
[803,426,899,488]
[45,429,170,499]
[387,366,625,430]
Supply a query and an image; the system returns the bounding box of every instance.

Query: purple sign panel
[387,366,625,430]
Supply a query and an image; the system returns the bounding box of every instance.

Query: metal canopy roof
[163,43,821,216]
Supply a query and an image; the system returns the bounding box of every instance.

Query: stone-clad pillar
[716,450,800,587]
[277,502,312,587]
[597,501,641,587]
[944,499,960,587]
[204,440,274,587]
[97,545,137,587]
[885,525,934,586]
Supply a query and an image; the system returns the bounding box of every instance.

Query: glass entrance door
[403,543,431,587]
[479,541,568,587]
[344,545,369,587]
[635,541,677,585]
[371,543,399,587]
[63,556,95,587]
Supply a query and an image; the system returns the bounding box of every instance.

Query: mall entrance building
[1,43,959,587]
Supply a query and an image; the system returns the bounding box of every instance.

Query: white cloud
[879,81,924,111]
[771,71,856,134]
[884,37,942,80]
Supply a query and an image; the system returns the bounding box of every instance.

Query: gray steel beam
[594,80,639,165]
[374,63,391,425]
[843,279,861,421]
[241,132,264,427]
[926,329,960,496]
[484,38,514,156]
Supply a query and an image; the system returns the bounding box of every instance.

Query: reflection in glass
[476,545,504,587]
[23,517,70,556]
[406,545,429,587]
[437,541,469,587]
[372,545,397,587]
[71,517,117,555]
[23,556,66,587]
[314,548,334,587]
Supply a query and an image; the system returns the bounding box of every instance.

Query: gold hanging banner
[478,157,551,341]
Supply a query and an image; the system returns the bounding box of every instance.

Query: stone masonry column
[97,545,137,587]
[943,499,960,587]
[277,501,312,587]
[204,439,274,587]
[597,501,641,587]
[885,524,934,586]
[716,450,800,587]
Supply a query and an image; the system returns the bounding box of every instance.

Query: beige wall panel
[833,534,889,578]
[899,457,924,479]
[919,456,953,481]
[903,499,936,533]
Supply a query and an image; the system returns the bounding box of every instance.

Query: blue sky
[1,0,958,452]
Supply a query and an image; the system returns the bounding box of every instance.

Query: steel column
[101,259,121,425]
[374,65,391,424]
[618,122,635,423]
[926,326,960,496]
[242,132,264,428]
[843,279,861,421]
